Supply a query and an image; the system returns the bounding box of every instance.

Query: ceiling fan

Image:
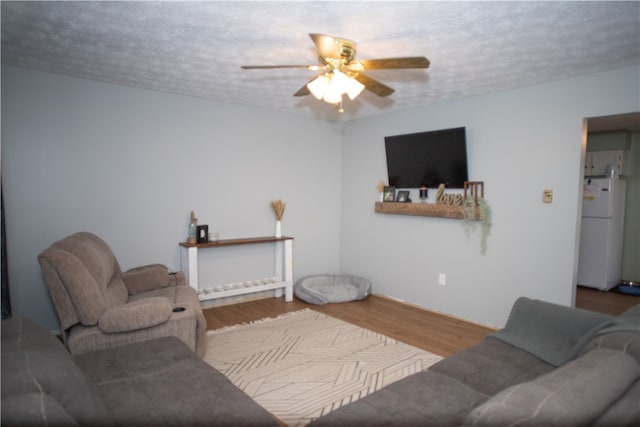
[241,33,430,112]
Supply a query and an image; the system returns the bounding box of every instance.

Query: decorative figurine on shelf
[419,186,429,203]
[187,211,198,244]
[436,183,464,206]
[271,199,286,238]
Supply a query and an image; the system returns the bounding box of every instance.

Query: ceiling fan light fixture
[307,70,364,107]
[322,76,343,104]
[307,74,330,100]
[345,76,365,100]
[242,33,430,113]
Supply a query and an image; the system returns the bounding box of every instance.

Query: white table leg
[180,245,199,290]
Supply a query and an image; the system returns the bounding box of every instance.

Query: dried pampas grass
[271,199,286,221]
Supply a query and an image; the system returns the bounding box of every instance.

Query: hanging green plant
[462,197,492,254]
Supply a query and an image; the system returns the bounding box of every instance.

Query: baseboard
[373,293,498,331]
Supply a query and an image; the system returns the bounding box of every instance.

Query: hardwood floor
[575,285,639,316]
[204,294,495,357]
[204,287,639,358]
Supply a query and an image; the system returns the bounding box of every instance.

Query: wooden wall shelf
[374,202,479,220]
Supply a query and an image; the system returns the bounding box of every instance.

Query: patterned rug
[204,309,442,426]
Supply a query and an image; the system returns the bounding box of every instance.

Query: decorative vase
[275,220,282,238]
[187,210,198,244]
[187,221,197,244]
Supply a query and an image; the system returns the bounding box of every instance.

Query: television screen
[385,127,468,189]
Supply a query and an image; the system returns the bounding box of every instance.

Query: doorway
[577,112,640,299]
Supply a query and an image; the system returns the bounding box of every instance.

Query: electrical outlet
[438,273,446,286]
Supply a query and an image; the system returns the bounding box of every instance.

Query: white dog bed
[294,275,371,305]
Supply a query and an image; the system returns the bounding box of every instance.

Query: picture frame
[196,225,209,243]
[383,186,396,202]
[396,190,410,203]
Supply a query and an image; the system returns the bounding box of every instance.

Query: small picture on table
[383,186,396,202]
[396,190,410,203]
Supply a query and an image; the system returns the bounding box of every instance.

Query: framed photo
[196,225,209,243]
[383,186,396,202]
[396,190,410,203]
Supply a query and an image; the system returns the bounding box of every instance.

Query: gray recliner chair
[38,232,207,357]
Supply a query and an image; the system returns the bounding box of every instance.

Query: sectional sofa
[2,297,639,426]
[1,316,277,426]
[310,297,640,427]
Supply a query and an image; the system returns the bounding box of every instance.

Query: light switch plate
[543,190,553,203]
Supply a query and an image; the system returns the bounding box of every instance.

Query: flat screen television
[385,127,468,189]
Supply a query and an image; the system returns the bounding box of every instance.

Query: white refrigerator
[577,177,626,290]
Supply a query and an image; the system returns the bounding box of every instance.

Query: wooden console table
[179,236,294,302]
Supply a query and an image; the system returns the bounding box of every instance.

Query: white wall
[340,66,640,328]
[2,67,343,330]
[3,65,639,332]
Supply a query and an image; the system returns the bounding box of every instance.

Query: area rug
[204,309,443,426]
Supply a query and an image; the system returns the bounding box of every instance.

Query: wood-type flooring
[204,287,638,357]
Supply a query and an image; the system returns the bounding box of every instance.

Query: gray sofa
[1,316,277,426]
[310,297,640,427]
[3,298,639,426]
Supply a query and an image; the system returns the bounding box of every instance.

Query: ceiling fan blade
[359,57,430,70]
[293,75,325,97]
[309,33,341,60]
[353,73,395,97]
[241,65,320,70]
[293,84,311,97]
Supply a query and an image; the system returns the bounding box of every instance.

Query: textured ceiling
[2,1,639,122]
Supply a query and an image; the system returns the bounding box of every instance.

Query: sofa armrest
[491,297,612,366]
[98,298,172,333]
[464,349,640,427]
[1,317,113,425]
[122,264,179,295]
[171,271,187,287]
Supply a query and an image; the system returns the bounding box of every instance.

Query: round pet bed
[615,285,640,296]
[294,274,371,305]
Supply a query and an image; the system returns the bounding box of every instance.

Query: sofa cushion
[74,336,276,426]
[1,317,113,426]
[431,337,555,397]
[464,348,640,427]
[309,336,556,427]
[1,393,79,427]
[579,330,640,364]
[309,369,489,427]
[98,297,172,333]
[576,304,640,369]
[591,378,640,427]
[127,280,208,357]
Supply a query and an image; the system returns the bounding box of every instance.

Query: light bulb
[331,70,350,94]
[307,74,330,100]
[345,77,365,100]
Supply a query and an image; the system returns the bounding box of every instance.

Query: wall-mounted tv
[385,127,468,189]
